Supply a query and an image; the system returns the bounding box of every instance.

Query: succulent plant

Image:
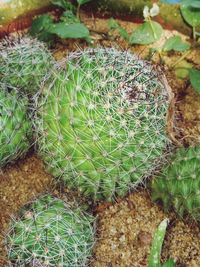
[34,47,171,200]
[0,36,54,95]
[6,195,95,267]
[148,218,175,267]
[0,85,32,168]
[151,146,200,221]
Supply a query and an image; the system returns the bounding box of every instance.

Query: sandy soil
[0,13,200,267]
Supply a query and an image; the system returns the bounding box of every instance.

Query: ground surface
[0,13,200,267]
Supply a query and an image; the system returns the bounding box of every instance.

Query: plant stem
[193,26,196,40]
[171,50,191,69]
[149,17,157,40]
[76,3,81,19]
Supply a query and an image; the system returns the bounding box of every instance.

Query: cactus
[0,85,32,168]
[6,195,95,267]
[0,36,54,95]
[151,146,200,221]
[34,47,171,201]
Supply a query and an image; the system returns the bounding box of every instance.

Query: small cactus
[34,47,171,200]
[0,85,31,168]
[151,146,200,221]
[0,36,54,95]
[6,195,95,267]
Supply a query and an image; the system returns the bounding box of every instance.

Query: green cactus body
[151,146,200,221]
[0,86,31,167]
[6,195,95,267]
[35,48,170,200]
[0,36,54,95]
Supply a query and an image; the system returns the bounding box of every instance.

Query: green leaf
[174,60,192,79]
[51,0,75,11]
[29,15,55,43]
[189,68,200,92]
[162,259,176,267]
[108,18,129,41]
[61,10,80,24]
[180,3,200,27]
[148,218,169,267]
[181,0,200,9]
[108,18,119,30]
[77,0,91,5]
[49,22,90,39]
[130,21,163,45]
[162,36,191,52]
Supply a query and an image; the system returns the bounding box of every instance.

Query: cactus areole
[6,195,95,266]
[35,48,171,200]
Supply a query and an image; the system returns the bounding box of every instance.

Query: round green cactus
[6,195,95,267]
[0,85,32,167]
[0,36,54,95]
[34,47,170,200]
[151,146,200,221]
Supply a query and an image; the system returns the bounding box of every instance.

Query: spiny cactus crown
[0,84,31,168]
[35,47,170,201]
[0,36,54,95]
[151,146,200,221]
[6,195,95,267]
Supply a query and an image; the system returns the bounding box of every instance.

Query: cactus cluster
[6,195,95,267]
[0,85,32,168]
[34,47,170,200]
[0,36,54,95]
[151,146,200,221]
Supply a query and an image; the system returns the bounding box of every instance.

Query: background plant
[130,3,163,45]
[30,0,92,44]
[180,0,200,39]
[148,218,175,267]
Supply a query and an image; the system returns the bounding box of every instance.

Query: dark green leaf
[174,60,192,79]
[189,68,200,92]
[61,10,80,24]
[51,0,75,11]
[181,0,200,9]
[29,15,55,43]
[49,22,90,39]
[180,3,200,27]
[108,18,120,30]
[108,18,129,41]
[77,0,92,5]
[162,35,190,52]
[130,21,163,45]
[118,27,129,41]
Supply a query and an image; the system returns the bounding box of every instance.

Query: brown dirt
[92,191,200,267]
[1,13,200,267]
